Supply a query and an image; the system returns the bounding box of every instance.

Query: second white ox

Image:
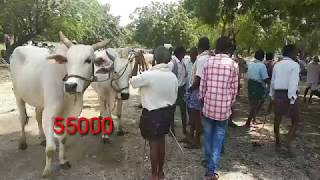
[91,48,135,136]
[10,32,109,177]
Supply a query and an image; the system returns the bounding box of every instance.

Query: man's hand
[188,86,194,93]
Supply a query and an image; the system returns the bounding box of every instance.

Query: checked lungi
[273,90,299,120]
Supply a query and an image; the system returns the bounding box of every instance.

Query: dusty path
[0,67,319,180]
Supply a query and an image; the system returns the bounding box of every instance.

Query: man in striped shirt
[199,37,239,180]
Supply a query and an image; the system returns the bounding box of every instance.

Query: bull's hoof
[117,130,125,136]
[60,161,71,169]
[102,138,110,144]
[40,140,46,147]
[18,142,28,150]
[42,169,52,178]
[101,135,110,144]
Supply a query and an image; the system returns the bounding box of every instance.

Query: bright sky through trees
[98,0,178,26]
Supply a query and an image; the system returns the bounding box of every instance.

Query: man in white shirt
[130,46,178,180]
[270,44,300,152]
[168,46,188,135]
[303,56,320,103]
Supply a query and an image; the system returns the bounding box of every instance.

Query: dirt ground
[0,67,319,180]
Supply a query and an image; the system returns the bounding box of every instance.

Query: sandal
[203,173,219,180]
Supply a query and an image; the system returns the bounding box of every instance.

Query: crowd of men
[130,36,307,180]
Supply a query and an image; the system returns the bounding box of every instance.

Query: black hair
[190,47,198,54]
[197,37,210,51]
[266,52,274,60]
[154,46,171,64]
[282,44,297,57]
[174,46,186,57]
[254,49,265,61]
[215,36,232,54]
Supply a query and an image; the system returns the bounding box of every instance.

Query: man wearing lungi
[130,46,178,180]
[245,50,269,127]
[303,56,320,103]
[270,44,300,151]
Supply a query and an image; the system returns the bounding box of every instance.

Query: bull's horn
[106,49,116,61]
[92,39,111,51]
[59,31,73,48]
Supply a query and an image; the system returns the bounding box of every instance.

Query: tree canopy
[0,0,124,61]
[183,0,320,55]
[130,2,196,48]
[0,0,319,57]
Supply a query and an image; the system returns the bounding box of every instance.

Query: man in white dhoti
[303,56,320,103]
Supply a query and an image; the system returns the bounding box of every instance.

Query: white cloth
[130,63,178,111]
[306,62,320,84]
[183,56,194,88]
[270,57,300,104]
[168,56,188,87]
[195,51,210,79]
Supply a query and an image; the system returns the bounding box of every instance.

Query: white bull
[10,32,109,178]
[91,49,135,136]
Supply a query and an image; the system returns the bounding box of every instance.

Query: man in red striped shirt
[199,37,239,180]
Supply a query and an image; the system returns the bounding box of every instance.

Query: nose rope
[63,58,131,93]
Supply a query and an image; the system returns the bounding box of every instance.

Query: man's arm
[288,63,300,104]
[199,66,207,102]
[269,66,276,99]
[130,73,149,89]
[260,64,270,84]
[190,59,203,91]
[190,76,201,91]
[231,63,240,104]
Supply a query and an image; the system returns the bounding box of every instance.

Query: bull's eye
[85,58,91,64]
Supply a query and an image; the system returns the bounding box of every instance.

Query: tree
[0,0,58,61]
[0,0,123,62]
[131,2,196,48]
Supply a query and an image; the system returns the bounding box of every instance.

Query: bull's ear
[47,55,67,64]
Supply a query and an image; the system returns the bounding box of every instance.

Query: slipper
[203,173,219,180]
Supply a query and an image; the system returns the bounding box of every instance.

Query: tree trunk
[221,21,227,36]
[247,48,251,55]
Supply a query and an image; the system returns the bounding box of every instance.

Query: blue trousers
[202,116,227,176]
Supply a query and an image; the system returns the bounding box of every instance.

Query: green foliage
[0,0,122,47]
[0,31,4,43]
[131,2,195,48]
[183,0,320,55]
[193,22,220,48]
[234,13,260,52]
